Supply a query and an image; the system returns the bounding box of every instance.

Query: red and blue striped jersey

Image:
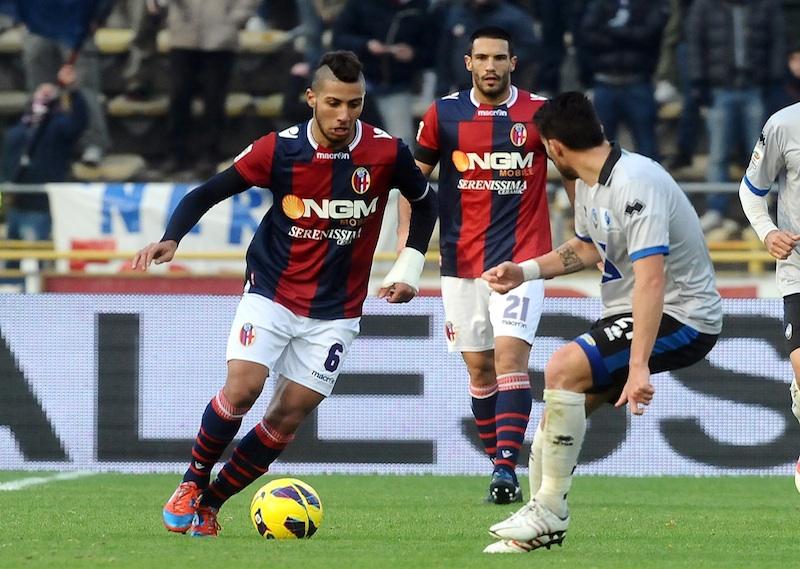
[415,86,552,277]
[234,120,429,320]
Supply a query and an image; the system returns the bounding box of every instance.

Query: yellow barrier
[0,249,440,262]
[0,241,775,271]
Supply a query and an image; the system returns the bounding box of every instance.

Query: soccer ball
[250,478,324,539]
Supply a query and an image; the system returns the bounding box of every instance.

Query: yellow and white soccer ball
[250,478,323,539]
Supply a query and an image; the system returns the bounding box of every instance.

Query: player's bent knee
[263,407,307,436]
[544,344,592,392]
[225,360,269,408]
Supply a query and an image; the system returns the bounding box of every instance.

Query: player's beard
[554,162,579,181]
[475,72,510,100]
[314,114,352,148]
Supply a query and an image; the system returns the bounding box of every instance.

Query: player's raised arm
[131,166,252,271]
[482,237,600,294]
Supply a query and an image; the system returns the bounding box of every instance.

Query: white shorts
[441,276,545,352]
[226,293,360,397]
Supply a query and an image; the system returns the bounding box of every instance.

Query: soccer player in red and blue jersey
[131,51,437,537]
[400,26,551,504]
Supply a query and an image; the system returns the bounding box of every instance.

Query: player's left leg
[489,336,533,504]
[487,342,592,547]
[191,376,326,537]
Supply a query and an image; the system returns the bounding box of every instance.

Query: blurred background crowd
[1,0,799,250]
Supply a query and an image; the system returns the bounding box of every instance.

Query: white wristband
[519,259,541,281]
[381,247,425,293]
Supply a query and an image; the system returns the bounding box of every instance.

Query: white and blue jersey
[574,144,722,335]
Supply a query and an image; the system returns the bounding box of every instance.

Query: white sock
[535,388,586,518]
[791,380,800,425]
[528,420,544,498]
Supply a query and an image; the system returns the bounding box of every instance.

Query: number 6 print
[324,343,344,372]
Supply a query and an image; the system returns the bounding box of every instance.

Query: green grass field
[1,472,797,568]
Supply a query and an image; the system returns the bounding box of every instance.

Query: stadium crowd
[1,0,800,244]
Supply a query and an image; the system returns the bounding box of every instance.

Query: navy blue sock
[183,390,249,487]
[494,373,532,474]
[201,419,293,510]
[469,381,499,462]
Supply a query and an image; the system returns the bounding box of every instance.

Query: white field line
[0,471,95,491]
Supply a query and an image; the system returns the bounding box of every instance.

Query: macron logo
[316,151,349,160]
[477,108,507,117]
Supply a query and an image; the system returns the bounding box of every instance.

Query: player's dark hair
[533,92,605,150]
[315,50,364,83]
[469,26,514,56]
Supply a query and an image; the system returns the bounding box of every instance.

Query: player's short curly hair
[316,50,364,83]
[534,92,605,150]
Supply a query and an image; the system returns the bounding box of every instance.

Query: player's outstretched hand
[764,229,800,260]
[131,240,177,271]
[614,364,654,416]
[378,282,416,303]
[481,261,523,294]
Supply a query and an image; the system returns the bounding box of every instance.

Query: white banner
[47,182,272,273]
[0,295,796,476]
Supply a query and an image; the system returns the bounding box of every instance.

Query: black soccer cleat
[486,469,523,504]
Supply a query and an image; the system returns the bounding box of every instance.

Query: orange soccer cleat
[163,481,202,533]
[190,505,221,537]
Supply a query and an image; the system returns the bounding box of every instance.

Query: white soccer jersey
[743,102,800,296]
[574,144,722,334]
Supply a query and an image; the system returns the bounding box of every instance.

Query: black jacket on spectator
[1,91,87,209]
[686,0,785,88]
[436,1,538,95]
[581,0,668,80]
[332,0,434,91]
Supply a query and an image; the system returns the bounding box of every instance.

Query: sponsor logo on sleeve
[624,200,645,216]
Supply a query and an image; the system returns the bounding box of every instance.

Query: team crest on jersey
[510,123,527,147]
[351,167,371,194]
[240,323,256,347]
[445,321,456,343]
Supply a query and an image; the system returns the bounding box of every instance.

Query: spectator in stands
[580,0,668,162]
[532,0,591,96]
[121,0,165,99]
[1,64,87,244]
[659,0,701,171]
[436,0,537,96]
[781,45,800,107]
[21,0,114,167]
[332,0,434,145]
[162,0,260,178]
[687,0,785,235]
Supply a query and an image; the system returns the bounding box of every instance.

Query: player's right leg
[163,293,289,533]
[783,295,800,491]
[441,277,504,500]
[163,360,267,533]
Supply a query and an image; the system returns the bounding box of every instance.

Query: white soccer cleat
[483,539,537,554]
[488,500,569,543]
[795,457,800,494]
